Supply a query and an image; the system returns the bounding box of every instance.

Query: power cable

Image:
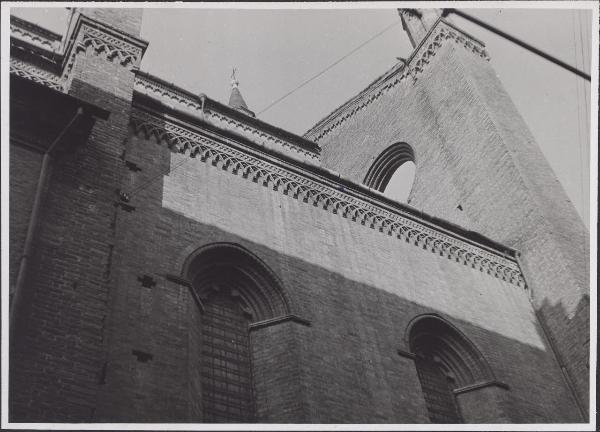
[126,154,193,199]
[443,8,591,81]
[571,11,586,228]
[578,10,590,226]
[570,10,591,229]
[111,11,596,204]
[257,20,400,115]
[46,152,194,208]
[123,17,397,197]
[119,18,398,199]
[578,11,589,123]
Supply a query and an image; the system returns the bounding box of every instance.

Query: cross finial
[231,67,239,88]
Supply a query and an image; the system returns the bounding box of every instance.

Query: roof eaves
[132,95,518,261]
[134,70,321,155]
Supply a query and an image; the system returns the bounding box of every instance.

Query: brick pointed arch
[406,314,495,386]
[363,142,415,192]
[182,242,291,322]
[405,314,500,423]
[182,242,299,422]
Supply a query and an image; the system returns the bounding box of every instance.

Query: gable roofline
[303,17,488,141]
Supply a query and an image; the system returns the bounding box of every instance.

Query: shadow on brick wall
[8,94,588,424]
[93,204,583,423]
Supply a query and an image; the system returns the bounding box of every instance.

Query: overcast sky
[11,4,594,228]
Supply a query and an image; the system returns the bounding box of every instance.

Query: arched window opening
[385,161,416,202]
[201,287,255,422]
[183,243,290,423]
[408,316,493,424]
[363,142,416,203]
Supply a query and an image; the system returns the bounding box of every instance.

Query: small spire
[228,67,255,117]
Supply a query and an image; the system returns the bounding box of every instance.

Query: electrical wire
[571,11,585,228]
[578,10,590,227]
[257,20,400,115]
[126,154,193,199]
[113,11,596,207]
[112,21,404,200]
[44,151,194,208]
[578,11,590,128]
[444,8,591,81]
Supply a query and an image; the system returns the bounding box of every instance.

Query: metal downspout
[10,107,84,344]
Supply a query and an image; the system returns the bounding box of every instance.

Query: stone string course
[130,109,525,288]
[305,20,490,142]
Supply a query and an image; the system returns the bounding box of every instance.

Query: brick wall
[86,125,581,422]
[315,36,589,418]
[9,9,144,422]
[72,8,143,36]
[9,10,587,424]
[9,144,42,291]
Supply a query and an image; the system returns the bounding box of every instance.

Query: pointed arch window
[184,243,290,423]
[363,142,416,202]
[407,315,495,424]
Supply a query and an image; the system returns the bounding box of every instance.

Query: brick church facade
[8,8,590,423]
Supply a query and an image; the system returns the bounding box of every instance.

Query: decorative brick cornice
[62,24,143,84]
[204,109,320,163]
[130,110,526,288]
[304,19,490,143]
[61,15,147,86]
[76,24,143,68]
[134,73,320,162]
[10,16,64,91]
[134,73,203,110]
[10,57,64,91]
[10,16,62,51]
[10,13,146,93]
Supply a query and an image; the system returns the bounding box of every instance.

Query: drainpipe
[10,107,84,344]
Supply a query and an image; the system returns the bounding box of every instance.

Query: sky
[10,4,594,229]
